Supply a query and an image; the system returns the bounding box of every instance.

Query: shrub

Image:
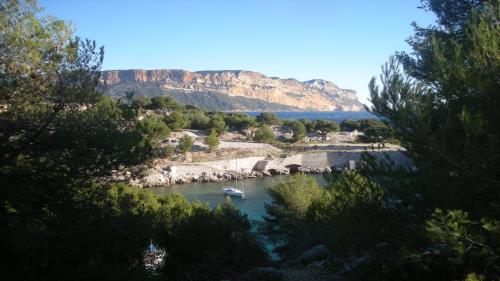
[254,125,275,144]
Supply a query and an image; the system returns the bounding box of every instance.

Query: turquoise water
[243,111,377,121]
[150,174,327,220]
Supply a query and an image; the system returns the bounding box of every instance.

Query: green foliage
[0,1,176,277]
[149,96,182,111]
[0,2,268,280]
[261,173,322,256]
[340,119,361,132]
[355,0,500,279]
[464,273,485,281]
[357,119,383,131]
[370,1,500,215]
[163,144,175,159]
[256,112,281,126]
[178,135,193,154]
[135,116,171,156]
[306,172,410,261]
[132,96,152,109]
[314,119,340,135]
[338,119,397,144]
[253,125,275,144]
[358,123,394,144]
[255,2,500,280]
[299,118,316,133]
[204,129,219,151]
[62,183,160,279]
[164,110,186,130]
[156,90,299,111]
[2,178,160,280]
[261,171,399,260]
[186,110,210,130]
[224,113,256,130]
[284,120,306,142]
[208,113,228,135]
[158,197,268,280]
[291,120,307,142]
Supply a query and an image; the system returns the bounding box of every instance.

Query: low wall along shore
[133,151,412,187]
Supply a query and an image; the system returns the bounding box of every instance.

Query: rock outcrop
[297,245,332,266]
[100,69,364,111]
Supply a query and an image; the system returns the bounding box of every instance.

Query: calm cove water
[150,174,328,220]
[243,111,377,121]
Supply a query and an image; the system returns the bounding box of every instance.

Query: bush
[357,123,394,145]
[298,119,316,133]
[256,112,281,126]
[159,197,268,280]
[224,113,256,130]
[164,144,175,159]
[135,116,171,157]
[178,135,193,154]
[204,129,219,151]
[314,120,340,135]
[164,111,186,130]
[261,173,323,257]
[254,125,275,144]
[208,114,228,135]
[284,120,306,142]
[150,96,182,111]
[131,96,152,109]
[340,119,361,132]
[187,110,210,130]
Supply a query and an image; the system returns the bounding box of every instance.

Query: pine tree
[204,129,220,151]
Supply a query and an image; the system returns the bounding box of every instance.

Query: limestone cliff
[100,69,364,111]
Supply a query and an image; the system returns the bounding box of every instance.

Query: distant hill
[100,69,364,111]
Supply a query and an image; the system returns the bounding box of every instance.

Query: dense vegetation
[262,0,500,280]
[109,93,393,145]
[0,1,266,280]
[103,82,302,111]
[2,0,496,280]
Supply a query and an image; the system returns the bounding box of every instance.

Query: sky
[39,0,436,105]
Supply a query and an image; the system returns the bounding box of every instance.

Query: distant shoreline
[239,111,378,121]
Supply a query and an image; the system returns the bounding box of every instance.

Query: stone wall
[134,150,412,187]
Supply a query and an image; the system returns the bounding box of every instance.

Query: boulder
[141,172,167,187]
[297,245,331,265]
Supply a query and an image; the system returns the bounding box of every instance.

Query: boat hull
[223,187,244,197]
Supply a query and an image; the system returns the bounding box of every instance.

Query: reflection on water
[150,174,328,220]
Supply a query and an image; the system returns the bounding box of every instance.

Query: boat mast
[241,176,245,199]
[240,161,245,199]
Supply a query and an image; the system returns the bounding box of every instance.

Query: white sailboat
[223,159,245,199]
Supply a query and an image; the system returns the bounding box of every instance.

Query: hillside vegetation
[102,82,301,111]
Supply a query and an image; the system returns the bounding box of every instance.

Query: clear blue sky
[39,0,436,105]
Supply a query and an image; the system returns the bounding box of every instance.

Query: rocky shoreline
[113,150,410,188]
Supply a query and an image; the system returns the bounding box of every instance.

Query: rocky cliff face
[101,69,364,111]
